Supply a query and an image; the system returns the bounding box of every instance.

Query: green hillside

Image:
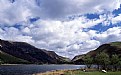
[0,51,30,64]
[110,42,121,48]
[0,39,70,64]
[72,42,121,64]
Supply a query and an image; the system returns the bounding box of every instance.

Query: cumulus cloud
[0,0,121,25]
[0,0,121,58]
[95,27,121,44]
[1,17,121,58]
[0,0,32,25]
[35,0,121,19]
[112,14,121,24]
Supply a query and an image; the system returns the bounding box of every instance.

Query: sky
[0,0,121,58]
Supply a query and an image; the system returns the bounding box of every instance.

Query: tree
[95,52,110,70]
[111,54,119,71]
[83,55,93,68]
[117,57,121,71]
[0,59,3,64]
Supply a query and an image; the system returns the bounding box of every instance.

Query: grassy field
[34,70,121,75]
[64,70,121,75]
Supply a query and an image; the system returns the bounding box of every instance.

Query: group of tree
[83,52,121,71]
[0,59,3,64]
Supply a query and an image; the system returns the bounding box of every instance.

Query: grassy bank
[65,70,121,75]
[33,70,66,75]
[33,69,121,75]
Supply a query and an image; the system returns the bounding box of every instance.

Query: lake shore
[33,69,87,75]
[32,69,121,75]
[0,64,76,65]
[0,64,24,65]
[32,69,70,75]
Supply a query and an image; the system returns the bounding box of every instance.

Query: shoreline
[0,64,24,65]
[0,63,82,67]
[33,69,121,75]
[32,69,72,75]
[0,64,81,66]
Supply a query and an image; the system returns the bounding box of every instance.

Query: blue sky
[0,0,121,58]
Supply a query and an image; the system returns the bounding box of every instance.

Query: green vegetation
[0,58,3,64]
[81,52,121,71]
[83,55,93,68]
[95,52,110,70]
[64,70,121,75]
[37,70,121,75]
[110,42,121,48]
[0,51,30,64]
[111,54,120,71]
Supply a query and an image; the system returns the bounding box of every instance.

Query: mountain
[0,39,70,64]
[0,50,30,64]
[72,42,121,64]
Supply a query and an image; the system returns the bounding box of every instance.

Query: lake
[0,65,85,75]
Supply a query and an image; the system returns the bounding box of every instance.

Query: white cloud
[81,40,100,50]
[38,0,120,19]
[95,27,121,44]
[1,17,121,58]
[99,13,114,26]
[0,0,120,25]
[0,0,35,25]
[1,14,121,58]
[22,27,31,34]
[0,0,121,58]
[112,14,121,24]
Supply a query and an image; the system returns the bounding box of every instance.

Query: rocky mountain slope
[72,42,121,64]
[0,39,70,64]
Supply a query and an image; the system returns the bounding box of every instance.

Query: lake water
[0,65,85,75]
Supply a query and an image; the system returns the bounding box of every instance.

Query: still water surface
[0,65,85,75]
